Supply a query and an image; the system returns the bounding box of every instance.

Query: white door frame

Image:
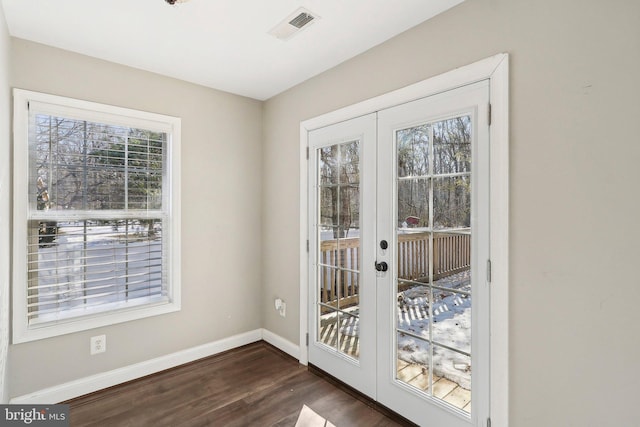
[300,53,509,426]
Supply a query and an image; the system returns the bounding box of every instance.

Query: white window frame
[12,89,182,343]
[299,54,509,426]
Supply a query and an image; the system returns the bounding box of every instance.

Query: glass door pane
[317,140,361,359]
[395,115,473,414]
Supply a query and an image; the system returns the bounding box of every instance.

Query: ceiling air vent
[269,7,319,40]
[289,12,314,29]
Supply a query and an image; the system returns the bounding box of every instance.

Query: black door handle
[375,261,388,272]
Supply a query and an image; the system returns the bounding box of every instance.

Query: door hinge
[487,259,492,283]
[487,418,491,427]
[306,239,309,252]
[306,332,309,346]
[306,146,309,159]
[488,103,492,126]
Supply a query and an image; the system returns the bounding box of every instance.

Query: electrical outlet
[90,335,106,355]
[274,298,286,317]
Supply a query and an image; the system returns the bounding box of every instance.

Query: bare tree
[32,115,165,243]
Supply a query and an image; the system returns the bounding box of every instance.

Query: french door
[308,81,490,426]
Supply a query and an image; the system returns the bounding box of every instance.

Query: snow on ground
[397,269,471,389]
[35,223,162,313]
[334,269,472,389]
[338,313,359,337]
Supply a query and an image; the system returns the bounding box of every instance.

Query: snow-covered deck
[397,359,471,413]
[318,269,471,413]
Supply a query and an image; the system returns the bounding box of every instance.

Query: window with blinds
[13,89,181,343]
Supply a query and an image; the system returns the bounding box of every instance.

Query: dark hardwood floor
[65,341,413,426]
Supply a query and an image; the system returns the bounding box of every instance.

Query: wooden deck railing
[319,237,360,309]
[319,232,471,307]
[398,232,471,281]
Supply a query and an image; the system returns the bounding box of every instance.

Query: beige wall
[8,39,264,397]
[262,0,640,425]
[0,4,11,404]
[4,0,640,424]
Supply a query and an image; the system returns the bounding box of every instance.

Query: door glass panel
[338,311,360,358]
[318,264,338,310]
[319,187,338,226]
[433,177,470,230]
[397,233,429,281]
[432,288,471,354]
[398,179,430,229]
[317,140,361,361]
[340,141,360,184]
[397,125,429,178]
[340,186,360,236]
[397,279,430,324]
[433,232,471,286]
[433,116,471,175]
[319,307,339,350]
[433,346,471,413]
[395,116,472,414]
[319,146,339,185]
[397,336,431,390]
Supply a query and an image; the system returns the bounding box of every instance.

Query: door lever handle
[375,261,388,272]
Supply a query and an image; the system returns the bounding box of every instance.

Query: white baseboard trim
[10,329,263,404]
[261,328,301,360]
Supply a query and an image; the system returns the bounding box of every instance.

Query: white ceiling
[1,0,463,100]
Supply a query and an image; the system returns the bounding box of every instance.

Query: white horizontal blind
[27,109,168,325]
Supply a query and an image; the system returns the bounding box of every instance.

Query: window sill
[13,298,180,344]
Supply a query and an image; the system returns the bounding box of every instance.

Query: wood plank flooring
[65,341,413,427]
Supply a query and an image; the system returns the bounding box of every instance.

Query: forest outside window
[12,89,181,343]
